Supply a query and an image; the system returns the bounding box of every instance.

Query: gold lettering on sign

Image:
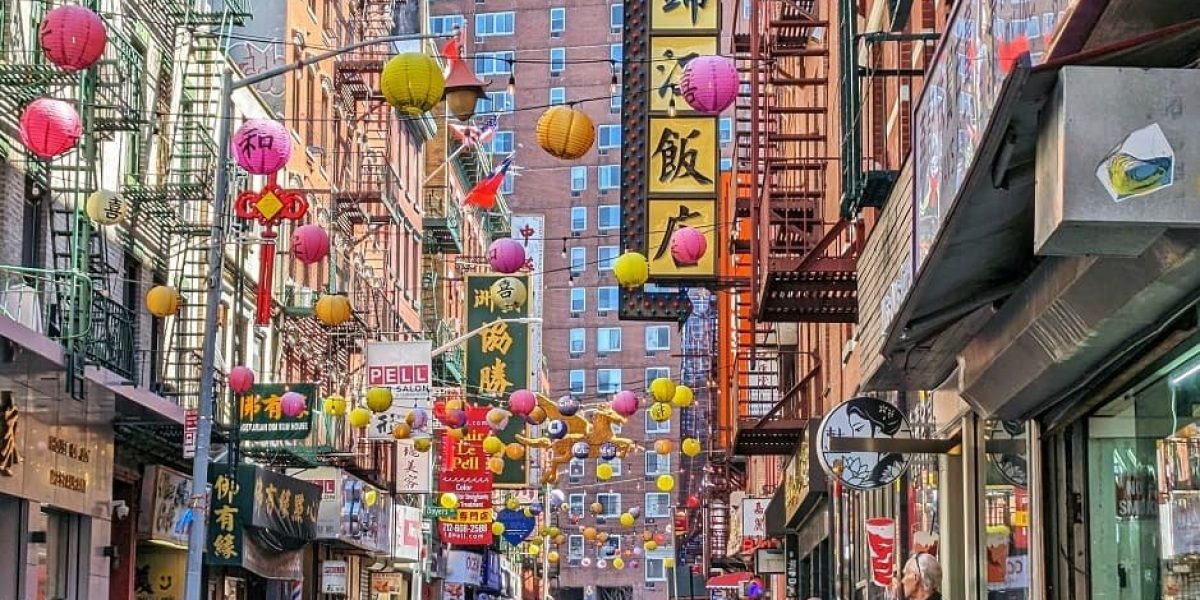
[50,469,87,492]
[48,436,91,463]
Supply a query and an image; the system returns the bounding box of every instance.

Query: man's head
[900,553,941,599]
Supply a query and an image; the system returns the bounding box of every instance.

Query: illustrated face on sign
[819,397,912,490]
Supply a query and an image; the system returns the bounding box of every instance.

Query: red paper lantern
[232,119,292,174]
[19,98,82,159]
[508,389,536,416]
[280,391,307,418]
[292,224,330,264]
[228,366,255,394]
[670,226,707,266]
[611,390,639,417]
[686,495,701,509]
[39,5,108,72]
[488,238,527,274]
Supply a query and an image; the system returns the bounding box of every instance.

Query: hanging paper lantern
[612,252,650,288]
[746,581,764,599]
[654,532,667,545]
[547,419,568,440]
[492,521,506,536]
[620,512,635,527]
[228,366,255,394]
[682,438,702,457]
[557,395,581,417]
[670,226,708,266]
[549,489,567,509]
[530,504,543,516]
[649,402,672,423]
[581,557,592,567]
[314,293,352,326]
[323,395,347,416]
[664,557,676,569]
[597,531,610,543]
[380,53,446,115]
[599,442,618,461]
[407,408,429,430]
[644,540,657,552]
[611,390,639,417]
[596,558,608,570]
[678,55,739,114]
[504,443,526,461]
[85,190,126,225]
[612,557,625,570]
[414,437,432,452]
[280,391,307,418]
[650,378,676,403]
[686,495,701,509]
[523,507,535,518]
[39,5,108,71]
[572,441,591,460]
[555,534,567,545]
[365,387,393,413]
[529,543,542,556]
[628,506,641,519]
[633,547,644,559]
[145,285,180,318]
[548,526,561,538]
[597,463,614,481]
[488,238,527,274]
[656,474,675,492]
[548,550,560,563]
[590,502,604,515]
[292,224,330,265]
[654,439,672,455]
[535,105,596,160]
[490,276,528,312]
[440,493,459,509]
[505,496,521,511]
[672,385,694,408]
[348,407,371,429]
[19,98,82,159]
[486,409,510,432]
[232,119,292,174]
[483,435,504,455]
[442,407,466,429]
[642,531,653,542]
[392,423,412,439]
[488,456,505,474]
[527,406,547,425]
[583,527,597,541]
[509,389,536,416]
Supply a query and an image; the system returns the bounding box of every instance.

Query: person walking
[889,552,943,600]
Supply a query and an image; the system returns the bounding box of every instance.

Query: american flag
[449,115,499,150]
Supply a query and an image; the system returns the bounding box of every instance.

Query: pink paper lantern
[280,391,307,418]
[228,366,256,394]
[509,389,536,416]
[488,238,527,274]
[611,390,639,417]
[679,55,739,115]
[232,119,292,174]
[19,98,82,159]
[292,224,330,264]
[39,5,108,72]
[670,226,707,266]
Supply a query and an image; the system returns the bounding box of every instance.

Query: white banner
[394,504,423,562]
[445,550,483,586]
[742,497,770,538]
[510,215,544,392]
[365,341,433,439]
[321,560,349,594]
[395,439,432,493]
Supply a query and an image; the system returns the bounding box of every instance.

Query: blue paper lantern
[557,395,581,417]
[547,419,568,440]
[572,441,590,459]
[599,442,618,461]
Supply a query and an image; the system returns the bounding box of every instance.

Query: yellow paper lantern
[366,387,393,412]
[656,474,675,492]
[535,105,596,160]
[323,395,348,416]
[348,407,371,429]
[380,53,446,115]
[506,496,521,511]
[492,521,506,536]
[554,534,566,545]
[490,277,528,312]
[654,439,673,455]
[145,285,180,318]
[488,456,505,474]
[584,527,597,541]
[448,427,466,441]
[644,540,658,552]
[650,378,676,403]
[682,438,702,457]
[314,293,352,326]
[664,557,676,569]
[504,443,526,461]
[597,531,609,543]
[528,406,547,425]
[590,502,604,515]
[440,493,459,509]
[364,489,378,507]
[391,423,412,439]
[414,437,432,452]
[548,550,560,563]
[446,398,465,412]
[483,435,504,455]
[528,543,542,556]
[612,557,625,570]
[549,526,561,538]
[612,252,650,288]
[642,531,653,542]
[649,402,672,423]
[672,385,694,408]
[597,463,614,481]
[619,512,635,527]
[85,190,126,225]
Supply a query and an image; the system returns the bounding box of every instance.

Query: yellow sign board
[650,0,719,32]
[649,37,719,113]
[648,117,718,195]
[647,199,717,278]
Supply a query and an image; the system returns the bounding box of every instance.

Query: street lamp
[184,31,453,600]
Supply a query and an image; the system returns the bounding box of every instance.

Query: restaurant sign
[784,422,826,524]
[207,465,321,578]
[238,383,315,440]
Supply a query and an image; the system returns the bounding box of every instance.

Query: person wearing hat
[890,552,943,600]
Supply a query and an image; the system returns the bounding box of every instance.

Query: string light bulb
[667,95,677,118]
[507,66,516,97]
[610,63,619,97]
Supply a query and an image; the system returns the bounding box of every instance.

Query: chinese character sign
[650,0,718,31]
[206,466,245,567]
[246,466,322,541]
[238,383,315,440]
[396,439,432,493]
[741,497,770,539]
[135,548,186,600]
[648,118,717,195]
[647,199,718,277]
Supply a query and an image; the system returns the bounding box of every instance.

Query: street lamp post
[183,31,452,600]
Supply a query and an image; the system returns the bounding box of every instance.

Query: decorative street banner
[366,341,434,438]
[496,508,536,546]
[464,274,529,487]
[396,438,432,493]
[238,383,316,440]
[206,465,320,578]
[438,406,494,545]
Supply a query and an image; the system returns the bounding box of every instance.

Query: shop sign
[396,438,432,493]
[438,405,494,545]
[135,547,185,600]
[366,341,433,438]
[446,550,484,586]
[394,505,422,562]
[183,409,197,459]
[784,423,827,524]
[483,551,503,592]
[817,397,912,490]
[425,506,458,519]
[444,583,467,600]
[139,465,191,547]
[465,275,529,486]
[784,537,800,600]
[755,549,785,574]
[207,465,321,569]
[321,560,349,594]
[496,508,536,545]
[741,497,769,539]
[372,573,406,596]
[295,468,388,551]
[207,466,247,567]
[238,383,315,440]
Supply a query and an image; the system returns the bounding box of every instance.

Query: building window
[645,409,670,434]
[721,156,733,171]
[485,130,514,153]
[598,245,619,271]
[550,87,566,105]
[571,207,587,232]
[609,44,623,71]
[608,457,623,476]
[475,51,515,76]
[597,368,622,393]
[475,11,515,36]
[549,7,566,35]
[597,286,619,312]
[571,166,588,192]
[430,14,465,35]
[570,247,586,274]
[598,205,620,230]
[645,492,671,517]
[550,47,566,75]
[719,117,733,145]
[568,535,585,560]
[478,90,514,114]
[597,328,622,353]
[645,367,670,383]
[598,165,620,190]
[570,288,586,313]
[596,493,621,517]
[598,124,621,150]
[610,90,622,113]
[568,493,586,517]
[500,175,515,195]
[569,328,585,355]
[569,370,585,395]
[599,535,622,559]
[610,4,623,31]
[645,325,670,351]
[645,453,670,478]
[646,558,667,582]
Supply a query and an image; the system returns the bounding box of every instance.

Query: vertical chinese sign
[464,274,529,487]
[207,466,244,568]
[438,406,494,545]
[619,0,722,322]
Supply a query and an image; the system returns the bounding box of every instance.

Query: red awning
[706,572,753,589]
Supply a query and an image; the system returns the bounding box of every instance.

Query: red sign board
[438,406,494,545]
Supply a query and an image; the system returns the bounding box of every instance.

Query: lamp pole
[184,31,448,600]
[432,317,543,357]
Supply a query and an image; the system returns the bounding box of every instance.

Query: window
[570,288,586,313]
[646,492,671,517]
[571,207,587,232]
[598,205,620,230]
[598,165,620,190]
[598,246,619,271]
[610,4,623,31]
[599,535,622,558]
[610,90,622,113]
[549,7,566,34]
[550,47,566,75]
[646,409,671,434]
[645,367,670,383]
[645,453,670,478]
[569,328,585,355]
[485,130,514,153]
[430,14,465,35]
[549,87,566,106]
[645,325,670,351]
[569,459,585,482]
[475,11,515,36]
[571,166,588,192]
[568,535,585,560]
[608,457,623,476]
[597,286,619,312]
[570,247,586,274]
[721,157,733,171]
[478,90,514,114]
[719,117,733,145]
[500,175,515,195]
[646,558,667,582]
[597,368,622,393]
[596,493,621,517]
[609,44,623,72]
[568,494,586,518]
[569,370,585,395]
[475,51,515,76]
[597,328,622,353]
[598,125,621,150]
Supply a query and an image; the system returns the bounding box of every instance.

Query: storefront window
[984,421,1031,600]
[33,507,90,600]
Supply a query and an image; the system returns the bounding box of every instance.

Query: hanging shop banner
[741,497,770,539]
[394,504,423,562]
[135,547,186,600]
[321,560,349,594]
[784,422,827,526]
[139,465,191,547]
[293,467,389,552]
[238,383,316,440]
[439,406,494,545]
[817,396,912,490]
[465,274,529,487]
[446,550,485,586]
[510,215,544,391]
[366,341,433,438]
[496,508,536,546]
[206,465,320,579]
[396,438,432,493]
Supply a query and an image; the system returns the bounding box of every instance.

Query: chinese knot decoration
[234,176,310,324]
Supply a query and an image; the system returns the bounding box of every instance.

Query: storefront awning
[705,572,753,589]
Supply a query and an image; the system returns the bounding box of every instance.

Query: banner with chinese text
[206,465,321,577]
[238,383,316,440]
[396,439,432,493]
[438,406,494,545]
[365,341,434,438]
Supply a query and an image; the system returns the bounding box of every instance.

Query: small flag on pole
[465,154,513,210]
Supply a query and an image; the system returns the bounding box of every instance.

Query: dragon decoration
[517,394,641,484]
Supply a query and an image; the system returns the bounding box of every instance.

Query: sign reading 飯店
[237,383,315,440]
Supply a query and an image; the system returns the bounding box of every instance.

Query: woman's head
[901,553,941,599]
[845,397,904,436]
